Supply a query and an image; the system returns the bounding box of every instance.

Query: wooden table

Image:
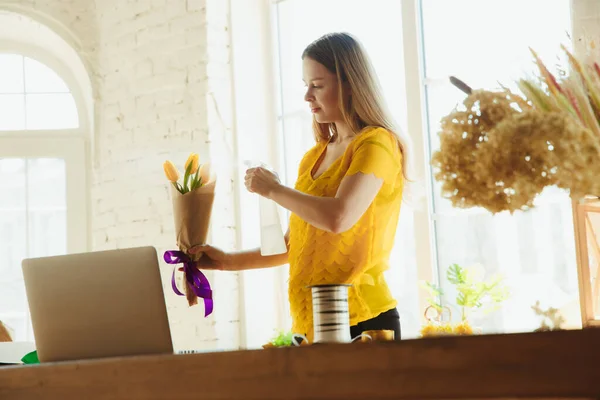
[1,328,599,400]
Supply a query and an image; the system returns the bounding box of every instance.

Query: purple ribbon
[164,250,213,317]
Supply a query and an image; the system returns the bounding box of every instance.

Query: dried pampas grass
[432,84,600,214]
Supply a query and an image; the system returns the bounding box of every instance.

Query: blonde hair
[302,32,414,181]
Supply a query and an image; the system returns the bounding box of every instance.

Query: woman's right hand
[187,244,232,271]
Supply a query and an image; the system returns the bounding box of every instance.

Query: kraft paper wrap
[171,180,216,306]
[0,321,12,342]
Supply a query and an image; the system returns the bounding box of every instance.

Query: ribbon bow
[164,250,213,317]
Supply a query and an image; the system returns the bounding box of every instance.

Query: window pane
[425,83,468,152]
[0,159,26,282]
[280,113,313,187]
[27,158,67,258]
[28,159,67,208]
[0,159,26,208]
[423,0,577,333]
[385,205,419,335]
[0,283,28,315]
[24,57,70,93]
[0,157,68,342]
[0,54,24,94]
[421,0,572,84]
[0,316,26,342]
[276,0,406,124]
[435,197,578,333]
[0,94,26,130]
[26,93,79,129]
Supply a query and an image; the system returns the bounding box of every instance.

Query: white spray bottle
[244,160,288,256]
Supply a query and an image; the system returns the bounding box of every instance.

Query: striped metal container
[309,284,352,343]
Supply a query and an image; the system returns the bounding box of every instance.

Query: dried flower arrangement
[431,46,600,213]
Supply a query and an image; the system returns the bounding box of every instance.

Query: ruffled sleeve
[346,128,402,184]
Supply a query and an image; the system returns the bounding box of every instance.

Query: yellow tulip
[184,153,200,175]
[163,161,180,183]
[198,163,211,185]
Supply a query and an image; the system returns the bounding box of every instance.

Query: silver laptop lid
[22,246,173,362]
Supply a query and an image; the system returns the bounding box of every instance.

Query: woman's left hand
[244,167,281,198]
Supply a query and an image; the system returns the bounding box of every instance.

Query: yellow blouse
[287,126,404,341]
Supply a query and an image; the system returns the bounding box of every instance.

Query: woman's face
[302,57,342,124]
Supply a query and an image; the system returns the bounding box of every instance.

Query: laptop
[21,246,175,363]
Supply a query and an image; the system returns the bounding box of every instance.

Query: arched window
[0,14,91,342]
[0,54,79,130]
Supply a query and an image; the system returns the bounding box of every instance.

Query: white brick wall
[93,0,240,351]
[0,0,241,350]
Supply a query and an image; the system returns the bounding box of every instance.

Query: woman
[191,32,411,342]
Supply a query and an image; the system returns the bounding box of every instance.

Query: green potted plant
[421,264,510,336]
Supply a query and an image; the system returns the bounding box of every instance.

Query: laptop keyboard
[176,350,205,355]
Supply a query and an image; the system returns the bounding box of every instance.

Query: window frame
[0,42,91,341]
[0,42,90,251]
[0,41,89,137]
[572,198,600,327]
[0,136,88,253]
[399,0,438,316]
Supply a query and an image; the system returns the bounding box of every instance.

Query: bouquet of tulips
[163,153,216,315]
